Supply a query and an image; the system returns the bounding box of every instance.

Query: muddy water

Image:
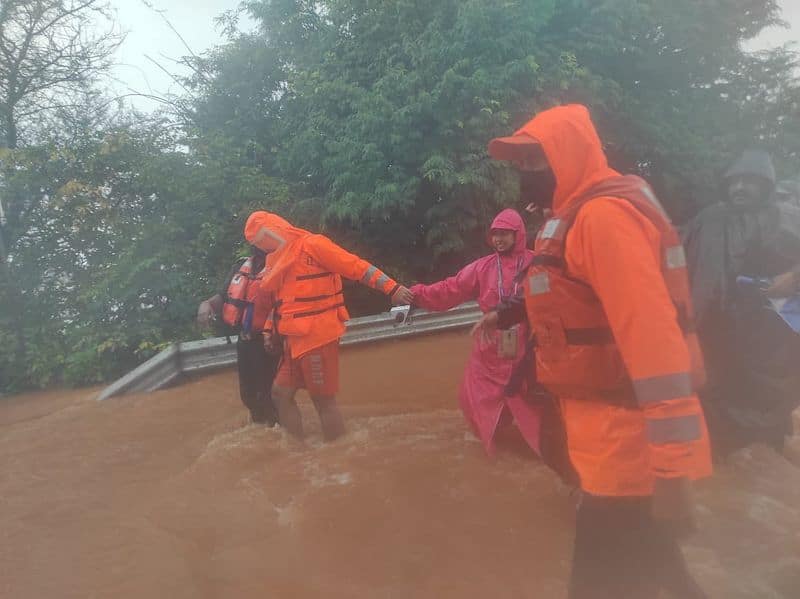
[1,331,799,598]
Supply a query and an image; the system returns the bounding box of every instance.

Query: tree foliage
[0,106,290,390]
[0,0,122,148]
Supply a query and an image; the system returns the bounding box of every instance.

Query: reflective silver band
[375,273,390,290]
[633,372,692,405]
[528,272,550,295]
[647,414,701,445]
[361,265,378,285]
[540,218,565,240]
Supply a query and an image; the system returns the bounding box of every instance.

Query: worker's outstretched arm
[304,234,411,303]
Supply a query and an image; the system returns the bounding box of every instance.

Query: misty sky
[108,0,245,108]
[108,0,800,111]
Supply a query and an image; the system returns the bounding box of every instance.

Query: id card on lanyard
[496,255,523,360]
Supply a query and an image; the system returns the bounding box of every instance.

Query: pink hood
[488,208,527,255]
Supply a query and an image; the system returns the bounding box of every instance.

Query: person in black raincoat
[683,150,800,457]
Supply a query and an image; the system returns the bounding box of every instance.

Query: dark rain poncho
[683,178,800,455]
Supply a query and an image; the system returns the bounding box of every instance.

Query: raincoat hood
[488,208,527,255]
[724,150,776,188]
[498,104,619,213]
[243,211,311,291]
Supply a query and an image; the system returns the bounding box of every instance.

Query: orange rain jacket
[244,212,400,358]
[498,105,712,496]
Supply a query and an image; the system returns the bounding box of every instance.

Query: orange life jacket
[524,175,706,403]
[222,258,269,333]
[273,251,350,342]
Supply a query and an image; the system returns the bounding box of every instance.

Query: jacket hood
[244,211,309,251]
[243,211,311,291]
[724,149,776,188]
[488,208,527,255]
[514,104,619,212]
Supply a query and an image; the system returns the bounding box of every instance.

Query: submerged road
[1,331,799,598]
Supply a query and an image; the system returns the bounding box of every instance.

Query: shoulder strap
[555,175,673,249]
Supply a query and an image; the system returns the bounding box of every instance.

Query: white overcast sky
[108,0,247,109]
[108,0,800,111]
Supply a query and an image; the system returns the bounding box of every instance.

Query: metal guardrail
[96,302,481,401]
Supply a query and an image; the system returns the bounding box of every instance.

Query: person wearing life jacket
[473,104,712,599]
[244,211,414,441]
[409,208,541,456]
[196,245,281,425]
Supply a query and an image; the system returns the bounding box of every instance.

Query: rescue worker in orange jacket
[196,246,280,425]
[473,105,713,599]
[245,211,414,441]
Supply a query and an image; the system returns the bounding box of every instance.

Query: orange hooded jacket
[499,105,712,496]
[244,212,399,358]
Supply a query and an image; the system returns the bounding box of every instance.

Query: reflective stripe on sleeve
[633,372,692,405]
[646,414,701,445]
[361,265,378,285]
[375,273,390,290]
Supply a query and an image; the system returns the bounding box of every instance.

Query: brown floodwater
[1,331,799,598]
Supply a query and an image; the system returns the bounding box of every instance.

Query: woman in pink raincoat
[411,208,540,456]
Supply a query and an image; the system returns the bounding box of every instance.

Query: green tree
[0,106,290,391]
[191,0,581,279]
[541,0,797,217]
[193,0,799,271]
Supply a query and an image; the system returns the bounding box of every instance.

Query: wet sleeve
[570,198,708,479]
[305,234,399,296]
[410,260,480,311]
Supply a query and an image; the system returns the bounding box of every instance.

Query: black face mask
[251,246,268,260]
[519,169,556,210]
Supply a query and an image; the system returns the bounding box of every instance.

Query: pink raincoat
[411,209,541,455]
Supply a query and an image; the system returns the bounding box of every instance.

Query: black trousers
[569,494,706,599]
[236,334,280,425]
[537,392,580,487]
